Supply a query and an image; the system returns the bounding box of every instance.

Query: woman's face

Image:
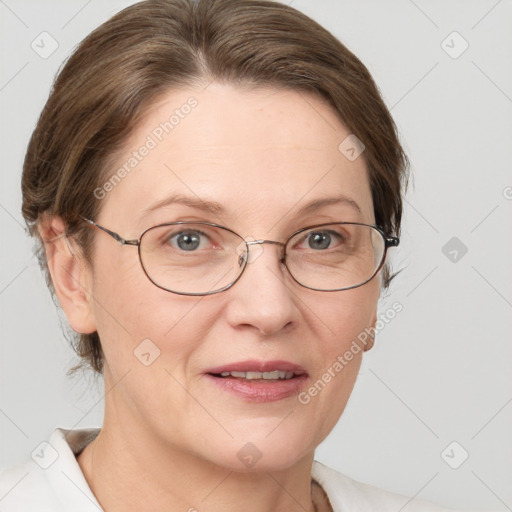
[84,83,380,471]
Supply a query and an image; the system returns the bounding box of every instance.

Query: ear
[363,310,377,352]
[38,215,97,334]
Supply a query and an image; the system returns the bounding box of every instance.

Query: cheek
[88,244,216,375]
[310,278,379,355]
[300,281,379,439]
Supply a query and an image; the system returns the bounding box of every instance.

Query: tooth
[219,370,297,380]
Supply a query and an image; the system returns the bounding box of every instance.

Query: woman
[1,0,457,510]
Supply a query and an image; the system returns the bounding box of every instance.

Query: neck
[77,407,323,512]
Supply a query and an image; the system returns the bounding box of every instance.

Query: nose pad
[235,237,279,269]
[235,239,250,268]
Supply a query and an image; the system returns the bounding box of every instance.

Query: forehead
[100,83,373,231]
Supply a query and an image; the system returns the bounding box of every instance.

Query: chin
[204,428,316,474]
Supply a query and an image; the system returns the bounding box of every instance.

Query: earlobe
[39,215,97,334]
[363,311,377,352]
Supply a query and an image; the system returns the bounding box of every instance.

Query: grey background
[1,0,511,510]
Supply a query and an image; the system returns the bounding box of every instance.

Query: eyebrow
[140,193,362,219]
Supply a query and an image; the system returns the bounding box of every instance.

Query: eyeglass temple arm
[385,236,400,248]
[80,216,139,246]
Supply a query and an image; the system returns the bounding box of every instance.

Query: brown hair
[22,0,409,374]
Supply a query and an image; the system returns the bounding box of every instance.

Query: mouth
[214,370,299,380]
[204,360,308,402]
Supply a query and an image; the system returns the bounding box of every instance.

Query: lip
[205,359,307,374]
[204,360,308,403]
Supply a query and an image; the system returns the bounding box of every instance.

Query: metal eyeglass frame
[80,216,399,296]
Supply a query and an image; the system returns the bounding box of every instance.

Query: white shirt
[0,428,458,511]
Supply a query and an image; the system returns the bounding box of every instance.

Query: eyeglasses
[80,217,399,296]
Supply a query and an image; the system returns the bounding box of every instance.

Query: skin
[41,83,381,512]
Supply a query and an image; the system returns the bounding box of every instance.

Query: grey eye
[173,231,202,251]
[307,232,332,250]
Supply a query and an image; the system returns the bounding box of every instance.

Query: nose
[224,240,299,336]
